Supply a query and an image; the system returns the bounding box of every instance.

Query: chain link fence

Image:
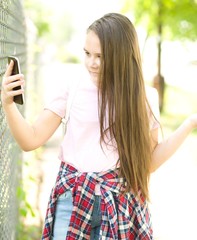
[0,0,27,239]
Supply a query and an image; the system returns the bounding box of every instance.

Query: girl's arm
[1,60,62,151]
[150,115,197,172]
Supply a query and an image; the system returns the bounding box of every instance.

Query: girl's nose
[89,57,99,68]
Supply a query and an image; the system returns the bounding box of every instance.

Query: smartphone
[8,56,24,105]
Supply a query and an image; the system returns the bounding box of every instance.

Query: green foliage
[16,159,42,240]
[16,183,35,218]
[24,0,51,37]
[24,0,76,62]
[165,1,197,40]
[121,0,197,41]
[17,224,42,240]
[15,155,41,240]
[16,179,36,240]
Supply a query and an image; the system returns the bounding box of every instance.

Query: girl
[1,13,197,240]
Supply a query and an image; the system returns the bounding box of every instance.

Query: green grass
[160,84,197,134]
[17,225,42,240]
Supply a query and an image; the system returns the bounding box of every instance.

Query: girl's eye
[84,51,90,56]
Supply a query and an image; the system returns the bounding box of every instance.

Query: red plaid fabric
[42,162,153,239]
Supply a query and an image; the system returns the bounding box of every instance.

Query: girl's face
[84,30,101,85]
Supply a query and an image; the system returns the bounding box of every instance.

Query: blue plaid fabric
[42,162,153,239]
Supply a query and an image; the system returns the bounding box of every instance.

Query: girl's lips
[89,71,98,75]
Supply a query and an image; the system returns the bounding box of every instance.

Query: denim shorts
[52,190,101,240]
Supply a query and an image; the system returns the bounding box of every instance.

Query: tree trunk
[153,6,165,112]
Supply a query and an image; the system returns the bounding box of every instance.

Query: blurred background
[0,0,197,239]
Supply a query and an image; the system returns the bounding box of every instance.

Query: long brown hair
[88,13,152,200]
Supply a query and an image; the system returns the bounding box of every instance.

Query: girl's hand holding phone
[1,58,25,106]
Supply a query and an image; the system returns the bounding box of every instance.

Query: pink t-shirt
[45,70,160,173]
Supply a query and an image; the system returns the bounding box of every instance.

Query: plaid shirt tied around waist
[42,162,153,239]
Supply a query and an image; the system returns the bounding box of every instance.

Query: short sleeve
[146,86,160,130]
[44,79,69,119]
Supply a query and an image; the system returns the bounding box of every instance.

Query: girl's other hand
[188,114,197,129]
[1,60,24,105]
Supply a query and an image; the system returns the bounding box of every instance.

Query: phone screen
[8,56,24,105]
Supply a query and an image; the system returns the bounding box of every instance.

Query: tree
[121,0,197,111]
[24,0,51,37]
